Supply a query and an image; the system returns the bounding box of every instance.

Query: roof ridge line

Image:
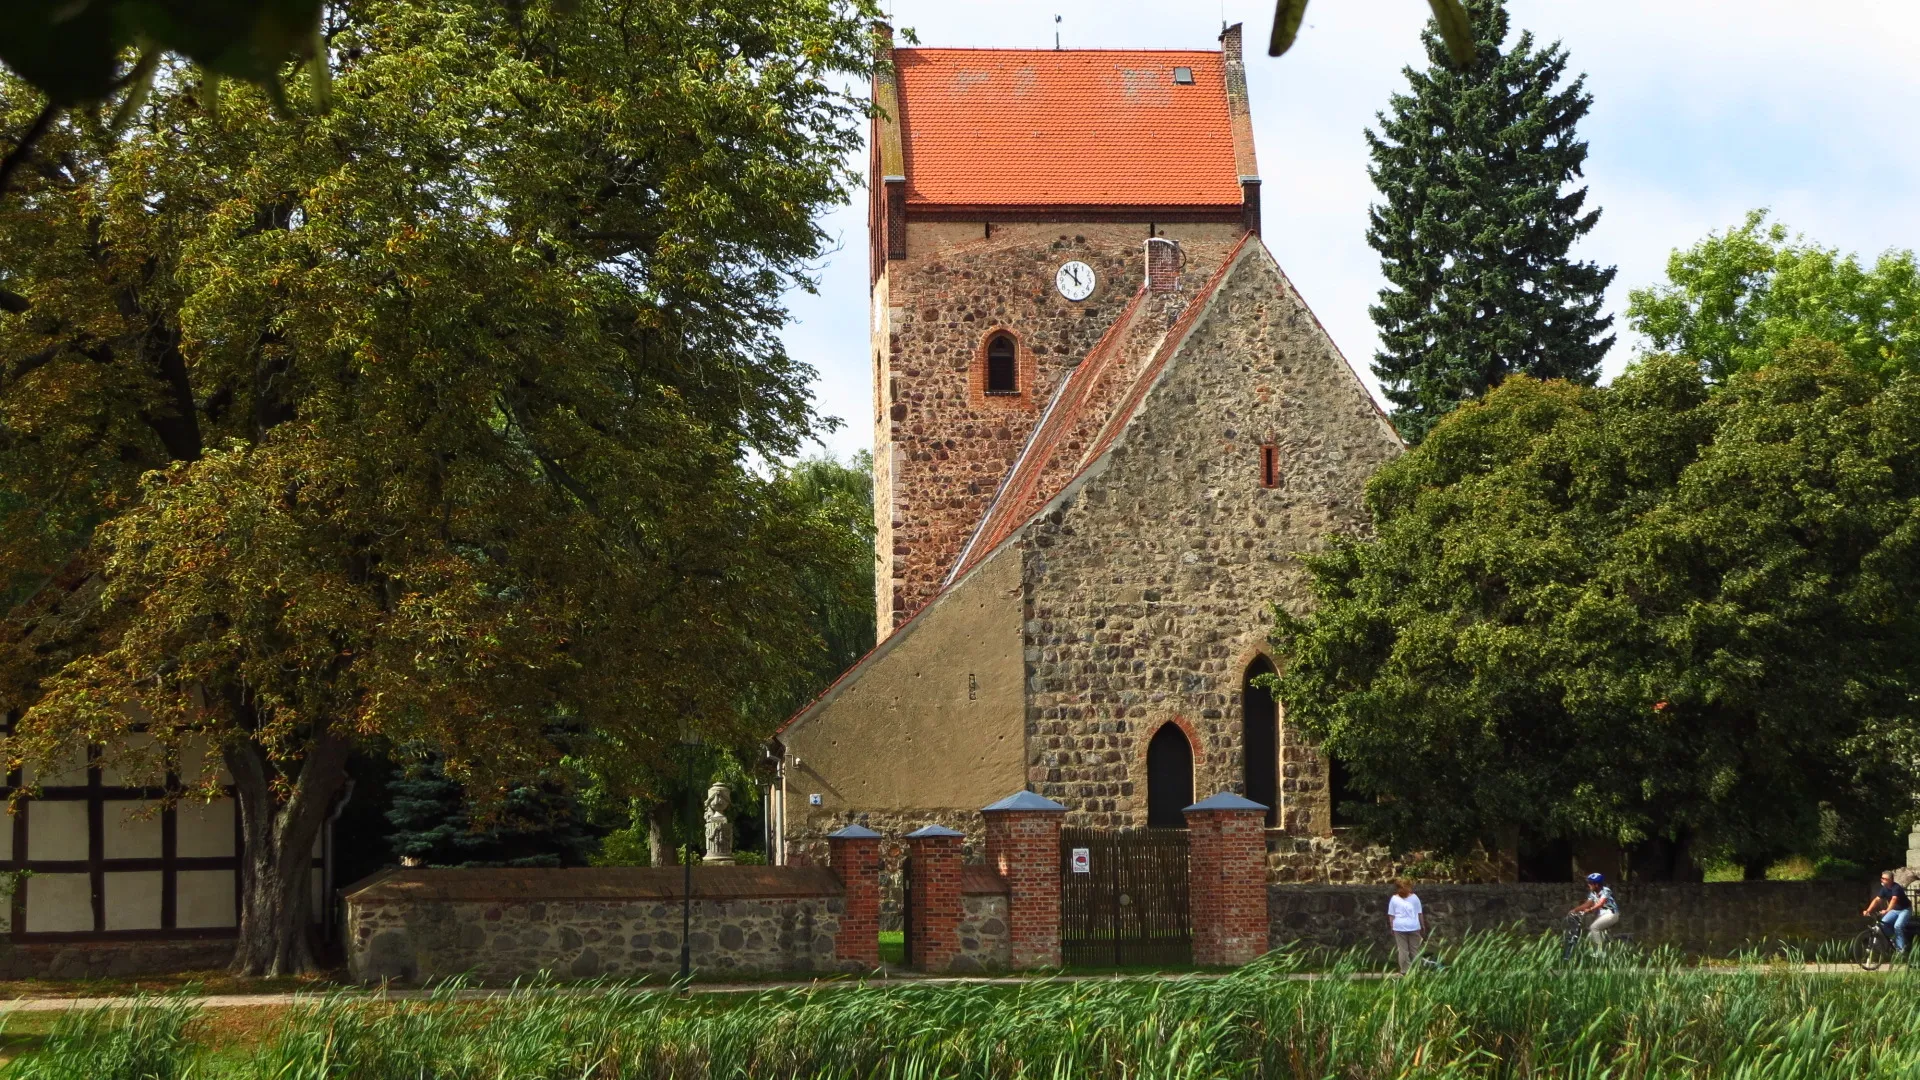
[784,234,1260,741]
[1079,232,1255,466]
[944,285,1151,587]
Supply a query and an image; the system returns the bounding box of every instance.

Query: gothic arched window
[985,333,1018,395]
[1241,657,1278,827]
[1145,722,1194,829]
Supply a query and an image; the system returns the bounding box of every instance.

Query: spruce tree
[1366,0,1617,443]
[386,755,597,869]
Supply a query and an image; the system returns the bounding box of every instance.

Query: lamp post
[678,724,704,984]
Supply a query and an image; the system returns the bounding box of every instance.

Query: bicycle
[1562,911,1632,961]
[1561,914,1586,961]
[1854,915,1910,971]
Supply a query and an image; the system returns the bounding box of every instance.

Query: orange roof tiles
[894,48,1243,208]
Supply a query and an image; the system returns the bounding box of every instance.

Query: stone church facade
[777,26,1502,886]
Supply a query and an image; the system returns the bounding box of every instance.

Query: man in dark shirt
[1864,871,1913,954]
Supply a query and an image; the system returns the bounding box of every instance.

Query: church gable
[947,240,1227,585]
[1017,239,1401,827]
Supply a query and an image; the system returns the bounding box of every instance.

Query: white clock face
[1056,260,1096,302]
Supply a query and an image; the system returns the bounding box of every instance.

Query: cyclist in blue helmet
[1569,872,1619,949]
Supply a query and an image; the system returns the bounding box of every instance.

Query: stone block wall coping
[982,791,1068,813]
[341,866,845,905]
[960,866,1010,896]
[907,825,967,839]
[1186,792,1268,813]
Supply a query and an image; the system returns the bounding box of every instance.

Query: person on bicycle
[1569,872,1619,949]
[1863,871,1912,954]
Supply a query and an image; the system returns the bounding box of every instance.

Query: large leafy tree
[770,452,876,716]
[1629,211,1920,384]
[1365,0,1616,443]
[1271,345,1920,874]
[589,452,875,868]
[0,0,878,973]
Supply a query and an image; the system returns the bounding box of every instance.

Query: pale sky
[780,0,1920,460]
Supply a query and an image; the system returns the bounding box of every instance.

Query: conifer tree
[1365,0,1616,442]
[386,755,597,869]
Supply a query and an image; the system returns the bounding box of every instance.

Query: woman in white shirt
[1386,878,1428,974]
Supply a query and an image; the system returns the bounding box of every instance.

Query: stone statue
[702,782,734,864]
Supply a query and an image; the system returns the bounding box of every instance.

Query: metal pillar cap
[982,791,1068,813]
[1183,792,1269,812]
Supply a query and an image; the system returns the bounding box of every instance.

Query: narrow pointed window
[1259,444,1280,488]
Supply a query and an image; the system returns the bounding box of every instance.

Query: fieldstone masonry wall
[1020,245,1403,828]
[1267,831,1517,885]
[344,867,863,984]
[1269,882,1868,957]
[875,223,1242,629]
[955,890,1012,972]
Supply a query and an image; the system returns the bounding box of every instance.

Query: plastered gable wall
[873,221,1242,634]
[1019,244,1402,828]
[783,541,1027,857]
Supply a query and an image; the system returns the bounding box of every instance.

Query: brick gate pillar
[1184,792,1271,967]
[905,824,965,972]
[827,824,882,968]
[982,790,1068,969]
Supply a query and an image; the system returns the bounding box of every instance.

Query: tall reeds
[7,933,1918,1078]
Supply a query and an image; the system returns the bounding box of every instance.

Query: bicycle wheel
[1856,928,1888,971]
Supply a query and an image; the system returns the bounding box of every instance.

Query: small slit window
[1172,66,1194,85]
[985,333,1018,395]
[1260,444,1280,488]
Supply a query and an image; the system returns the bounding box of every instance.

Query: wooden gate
[1059,827,1191,967]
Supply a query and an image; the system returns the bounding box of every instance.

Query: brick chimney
[1146,237,1183,292]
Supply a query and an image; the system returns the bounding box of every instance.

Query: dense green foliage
[582,452,872,867]
[19,942,1920,1077]
[1271,345,1920,869]
[1366,0,1616,442]
[0,0,879,972]
[384,754,597,869]
[1629,211,1920,383]
[770,453,877,719]
[2,1,323,108]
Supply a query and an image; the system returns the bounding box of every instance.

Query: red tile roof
[894,48,1243,208]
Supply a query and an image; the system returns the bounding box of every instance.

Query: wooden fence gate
[1059,827,1191,967]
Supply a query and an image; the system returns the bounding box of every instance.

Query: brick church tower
[868,25,1264,633]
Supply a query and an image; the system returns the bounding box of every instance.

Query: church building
[775,25,1408,882]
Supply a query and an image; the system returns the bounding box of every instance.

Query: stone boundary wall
[345,867,859,984]
[956,892,1011,972]
[1270,882,1868,957]
[1267,831,1516,885]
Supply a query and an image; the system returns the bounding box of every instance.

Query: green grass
[9,935,1920,1077]
[878,929,904,966]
